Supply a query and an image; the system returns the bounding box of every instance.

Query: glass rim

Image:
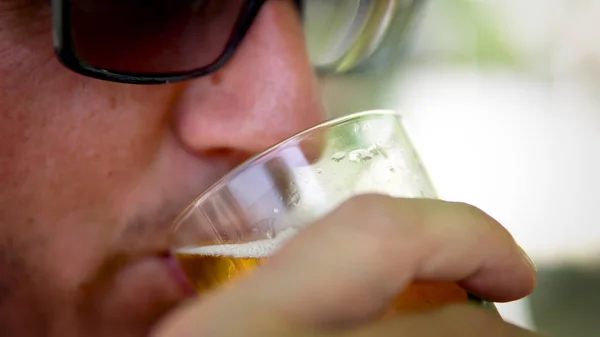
[170,109,403,232]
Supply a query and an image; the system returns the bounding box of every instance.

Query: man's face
[0,1,324,336]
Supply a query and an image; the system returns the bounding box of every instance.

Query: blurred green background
[311,1,600,336]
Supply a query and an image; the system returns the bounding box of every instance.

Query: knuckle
[334,194,405,251]
[451,201,480,214]
[340,194,395,213]
[447,201,487,225]
[336,194,438,239]
[337,194,401,229]
[449,201,514,244]
[333,194,425,260]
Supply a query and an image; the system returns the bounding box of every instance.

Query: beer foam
[178,227,299,258]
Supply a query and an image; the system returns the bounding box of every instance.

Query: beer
[175,229,469,313]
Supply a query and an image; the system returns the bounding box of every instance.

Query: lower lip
[160,255,196,297]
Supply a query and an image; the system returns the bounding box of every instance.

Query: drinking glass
[170,110,495,314]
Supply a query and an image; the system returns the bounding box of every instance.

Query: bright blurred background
[309,1,600,336]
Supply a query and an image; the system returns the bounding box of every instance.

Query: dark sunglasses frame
[52,0,303,85]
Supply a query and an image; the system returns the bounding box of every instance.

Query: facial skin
[0,1,324,336]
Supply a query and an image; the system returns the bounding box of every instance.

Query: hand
[153,195,541,337]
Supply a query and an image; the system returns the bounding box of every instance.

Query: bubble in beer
[266,227,276,239]
[368,144,380,156]
[349,149,373,163]
[331,151,346,162]
[287,190,301,207]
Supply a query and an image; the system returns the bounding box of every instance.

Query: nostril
[168,0,325,160]
[203,147,237,158]
[202,147,256,168]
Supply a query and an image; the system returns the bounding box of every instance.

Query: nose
[172,0,325,159]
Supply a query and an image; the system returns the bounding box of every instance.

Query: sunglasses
[52,0,303,85]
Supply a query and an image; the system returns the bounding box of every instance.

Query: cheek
[0,11,178,284]
[0,60,170,212]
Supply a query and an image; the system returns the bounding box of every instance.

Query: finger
[239,195,536,327]
[153,195,537,336]
[336,305,544,337]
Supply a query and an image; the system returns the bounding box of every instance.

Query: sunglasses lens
[70,0,247,74]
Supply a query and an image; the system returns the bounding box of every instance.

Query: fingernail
[518,245,537,271]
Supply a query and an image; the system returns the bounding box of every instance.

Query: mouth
[159,253,196,297]
[108,252,196,307]
[77,250,197,336]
